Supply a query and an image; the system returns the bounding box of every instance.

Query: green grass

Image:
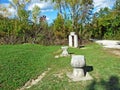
[0,43,120,90]
[0,44,60,90]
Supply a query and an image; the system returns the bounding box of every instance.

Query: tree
[53,0,93,33]
[90,1,120,40]
[43,0,93,44]
[53,13,65,39]
[114,0,120,10]
[32,5,41,24]
[10,0,30,19]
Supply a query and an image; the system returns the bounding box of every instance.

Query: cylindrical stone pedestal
[71,55,85,77]
[71,55,85,67]
[67,55,93,81]
[73,68,85,77]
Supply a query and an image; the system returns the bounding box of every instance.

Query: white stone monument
[69,32,78,48]
[71,55,85,77]
[60,46,69,57]
[67,55,93,81]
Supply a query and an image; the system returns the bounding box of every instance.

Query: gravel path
[95,40,120,49]
[94,40,120,56]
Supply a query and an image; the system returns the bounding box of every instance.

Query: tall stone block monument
[69,32,78,48]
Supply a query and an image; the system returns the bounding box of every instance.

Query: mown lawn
[0,44,60,90]
[0,43,120,90]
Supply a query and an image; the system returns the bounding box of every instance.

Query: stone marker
[67,55,93,81]
[60,46,69,57]
[71,55,85,77]
[69,32,78,48]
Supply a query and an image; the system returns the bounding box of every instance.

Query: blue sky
[0,0,116,23]
[0,0,9,3]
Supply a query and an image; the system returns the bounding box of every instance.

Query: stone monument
[60,46,69,57]
[67,55,93,81]
[69,32,78,48]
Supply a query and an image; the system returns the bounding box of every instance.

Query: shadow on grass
[83,66,93,76]
[87,75,120,90]
[69,52,75,55]
[78,45,85,48]
[84,66,93,72]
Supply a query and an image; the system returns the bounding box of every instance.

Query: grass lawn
[0,43,120,90]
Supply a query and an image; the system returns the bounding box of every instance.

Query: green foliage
[1,0,120,45]
[32,5,41,23]
[18,7,30,21]
[0,15,31,44]
[114,0,120,10]
[0,1,55,45]
[35,21,55,45]
[51,0,94,42]
[51,13,73,44]
[89,4,120,40]
[53,13,66,39]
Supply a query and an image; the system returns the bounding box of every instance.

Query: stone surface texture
[71,55,85,68]
[60,46,69,57]
[67,55,93,81]
[69,32,78,48]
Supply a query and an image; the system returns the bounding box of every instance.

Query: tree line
[0,0,120,45]
[89,0,120,40]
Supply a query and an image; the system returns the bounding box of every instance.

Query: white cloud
[0,3,9,7]
[27,0,54,12]
[0,0,116,19]
[46,17,50,21]
[93,0,116,12]
[27,0,116,13]
[8,7,16,17]
[8,0,12,2]
[0,3,16,17]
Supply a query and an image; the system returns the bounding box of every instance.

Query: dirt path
[109,50,120,56]
[17,68,51,90]
[105,49,120,56]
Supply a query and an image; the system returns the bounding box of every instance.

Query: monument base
[67,72,93,81]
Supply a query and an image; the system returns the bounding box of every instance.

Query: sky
[0,0,116,23]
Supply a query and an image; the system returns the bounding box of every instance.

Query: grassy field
[0,43,120,90]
